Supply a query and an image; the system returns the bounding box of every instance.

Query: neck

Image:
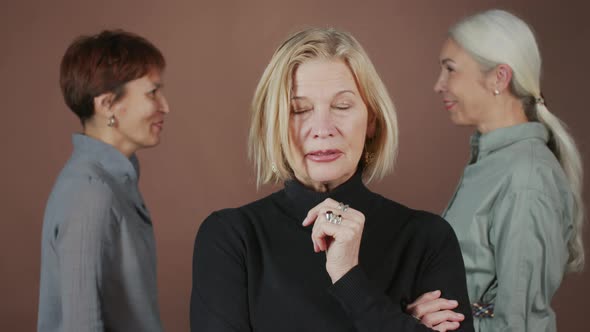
[83,123,136,158]
[477,96,528,134]
[295,171,356,193]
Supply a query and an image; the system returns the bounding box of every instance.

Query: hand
[302,198,365,283]
[406,290,465,331]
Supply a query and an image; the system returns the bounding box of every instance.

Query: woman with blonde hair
[190,27,473,331]
[409,9,584,332]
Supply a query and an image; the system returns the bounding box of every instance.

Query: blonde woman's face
[288,58,372,192]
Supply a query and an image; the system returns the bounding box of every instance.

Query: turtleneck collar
[281,169,377,224]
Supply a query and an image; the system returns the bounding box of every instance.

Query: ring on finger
[325,211,335,223]
[324,211,343,225]
[337,202,349,212]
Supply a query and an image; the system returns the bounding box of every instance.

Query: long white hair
[450,9,585,272]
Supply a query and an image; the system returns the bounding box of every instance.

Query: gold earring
[364,150,374,166]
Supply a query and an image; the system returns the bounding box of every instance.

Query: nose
[158,94,170,114]
[433,71,445,94]
[311,107,336,139]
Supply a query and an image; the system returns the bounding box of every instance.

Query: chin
[306,166,350,185]
[140,137,161,149]
[449,113,467,126]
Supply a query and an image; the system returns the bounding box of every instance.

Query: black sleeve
[327,214,474,332]
[328,266,434,331]
[190,211,251,332]
[415,215,474,331]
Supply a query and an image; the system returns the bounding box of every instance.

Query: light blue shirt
[38,134,163,332]
[443,122,574,332]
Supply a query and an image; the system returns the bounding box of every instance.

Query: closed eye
[292,108,312,114]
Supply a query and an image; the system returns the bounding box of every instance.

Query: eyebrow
[153,82,164,89]
[291,90,356,100]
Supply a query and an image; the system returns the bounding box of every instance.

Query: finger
[302,209,318,226]
[422,310,464,327]
[407,290,441,310]
[312,238,319,253]
[311,221,341,251]
[311,206,351,232]
[312,208,331,251]
[302,198,355,226]
[303,204,336,226]
[310,207,334,251]
[410,299,459,319]
[432,321,461,332]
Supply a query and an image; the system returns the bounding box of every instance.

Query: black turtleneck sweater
[190,173,474,332]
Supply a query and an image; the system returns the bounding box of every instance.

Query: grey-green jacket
[443,122,573,332]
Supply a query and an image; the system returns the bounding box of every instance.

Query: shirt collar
[469,122,549,162]
[282,168,376,224]
[72,133,140,184]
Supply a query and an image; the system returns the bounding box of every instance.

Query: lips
[443,100,457,111]
[305,149,343,162]
[151,120,164,131]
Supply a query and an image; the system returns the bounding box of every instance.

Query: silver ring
[337,202,349,212]
[324,211,343,225]
[325,211,335,223]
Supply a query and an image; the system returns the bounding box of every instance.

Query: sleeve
[54,181,116,332]
[328,266,433,332]
[479,190,568,332]
[190,211,251,332]
[327,215,474,332]
[414,217,474,332]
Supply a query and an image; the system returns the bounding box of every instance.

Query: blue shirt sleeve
[54,179,116,332]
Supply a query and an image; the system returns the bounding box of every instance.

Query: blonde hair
[450,9,585,272]
[249,27,398,187]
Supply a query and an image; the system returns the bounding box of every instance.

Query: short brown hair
[60,30,165,124]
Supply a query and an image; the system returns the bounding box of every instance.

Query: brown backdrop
[2,0,588,330]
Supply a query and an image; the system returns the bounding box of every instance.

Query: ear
[366,109,377,139]
[93,92,116,118]
[491,64,513,93]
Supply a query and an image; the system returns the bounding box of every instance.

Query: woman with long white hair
[408,8,584,332]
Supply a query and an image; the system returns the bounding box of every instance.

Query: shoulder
[499,141,568,196]
[53,153,118,193]
[197,193,277,238]
[374,195,455,239]
[43,177,119,247]
[194,194,279,259]
[48,170,116,213]
[44,160,120,232]
[409,209,456,242]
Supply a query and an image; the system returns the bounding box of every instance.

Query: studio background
[1,0,588,330]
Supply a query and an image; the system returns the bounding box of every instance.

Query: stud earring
[107,115,116,127]
[493,89,500,96]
